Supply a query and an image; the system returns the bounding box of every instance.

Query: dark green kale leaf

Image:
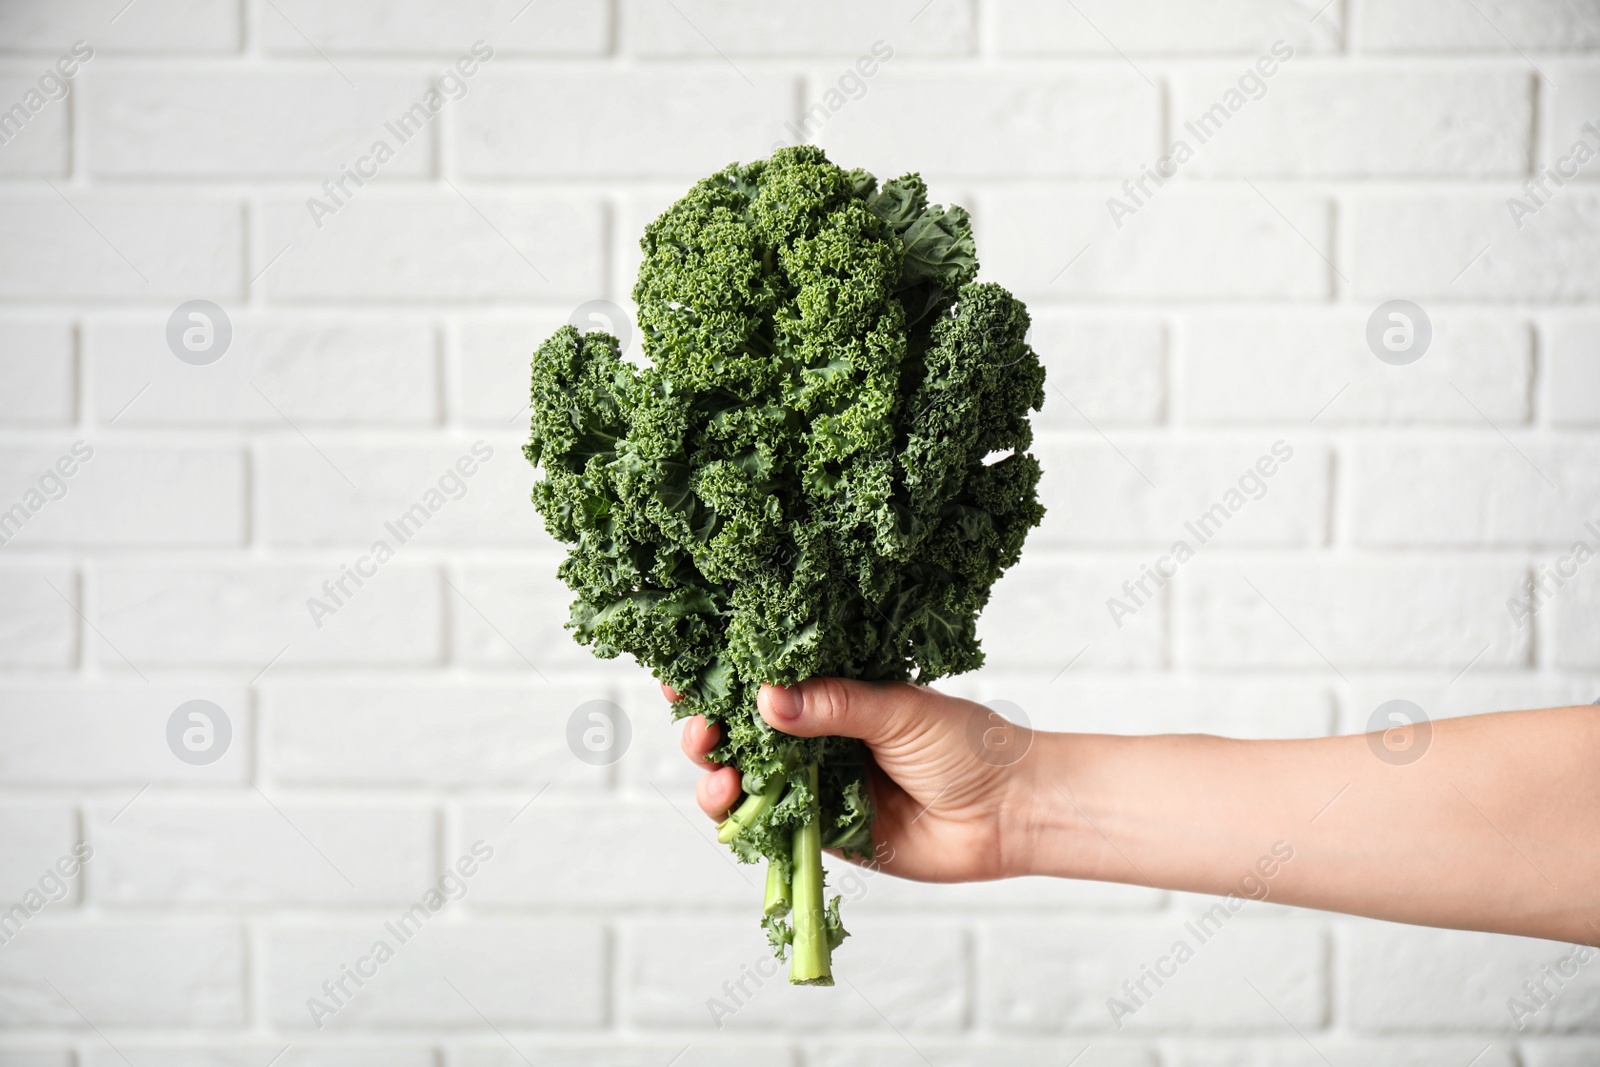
[525,145,1045,985]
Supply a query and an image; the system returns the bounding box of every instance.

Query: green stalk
[717,777,785,844]
[763,858,791,917]
[789,763,832,985]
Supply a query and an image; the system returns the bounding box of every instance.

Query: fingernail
[763,683,803,723]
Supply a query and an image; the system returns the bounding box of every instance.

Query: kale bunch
[524,145,1045,984]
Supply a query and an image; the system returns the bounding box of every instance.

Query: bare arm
[677,681,1600,944]
[1022,705,1600,943]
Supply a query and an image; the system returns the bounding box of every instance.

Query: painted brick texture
[0,1,1596,1063]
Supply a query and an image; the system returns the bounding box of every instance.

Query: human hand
[674,682,1600,945]
[671,678,1043,883]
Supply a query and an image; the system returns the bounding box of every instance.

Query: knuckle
[809,677,852,731]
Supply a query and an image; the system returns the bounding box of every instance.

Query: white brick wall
[0,1,1597,1063]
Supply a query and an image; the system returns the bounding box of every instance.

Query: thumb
[758,677,938,746]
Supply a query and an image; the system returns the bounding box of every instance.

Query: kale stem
[788,763,833,985]
[716,776,785,845]
[763,858,791,917]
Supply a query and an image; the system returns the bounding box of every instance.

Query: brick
[1029,313,1165,427]
[1554,568,1600,668]
[1343,679,1600,735]
[0,805,77,908]
[1355,0,1600,51]
[1348,192,1600,301]
[993,0,1342,54]
[92,564,442,667]
[91,799,435,905]
[266,921,605,1028]
[0,322,74,424]
[259,439,535,547]
[1541,64,1600,183]
[0,685,250,785]
[817,71,1158,179]
[0,1,238,52]
[809,1042,1155,1067]
[1167,888,1306,922]
[980,918,1326,1031]
[450,564,639,672]
[1525,1042,1600,1067]
[462,800,756,907]
[1177,67,1532,177]
[613,671,728,791]
[456,71,796,178]
[0,73,70,175]
[260,193,603,302]
[83,1051,438,1067]
[258,1,606,55]
[1030,439,1329,547]
[0,567,76,668]
[456,1044,787,1067]
[1181,311,1531,424]
[264,682,609,787]
[622,0,973,56]
[0,444,244,548]
[1167,1041,1515,1067]
[1183,562,1530,671]
[1345,921,1600,1031]
[984,188,1333,300]
[0,1051,72,1067]
[0,924,244,1025]
[974,677,1334,739]
[979,557,1167,670]
[457,313,570,423]
[3,7,1599,1062]
[87,315,438,425]
[0,194,241,300]
[1349,442,1600,546]
[89,72,434,177]
[845,858,1164,913]
[622,916,966,1029]
[1547,314,1600,425]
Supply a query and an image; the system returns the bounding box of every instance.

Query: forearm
[1017,706,1600,944]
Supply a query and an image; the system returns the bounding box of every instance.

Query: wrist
[998,729,1102,880]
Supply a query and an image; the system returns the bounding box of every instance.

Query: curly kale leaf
[525,145,1045,980]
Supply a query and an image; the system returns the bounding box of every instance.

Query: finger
[695,765,742,820]
[758,677,943,746]
[661,683,682,703]
[681,714,721,768]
